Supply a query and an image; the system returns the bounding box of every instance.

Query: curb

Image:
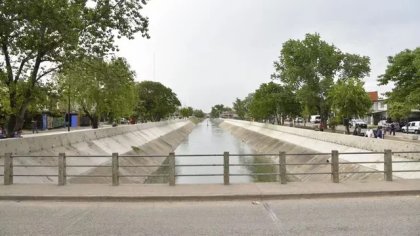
[1,190,419,202]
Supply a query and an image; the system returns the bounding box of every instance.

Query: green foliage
[210,104,225,118]
[193,109,205,118]
[57,57,136,128]
[248,82,300,121]
[180,107,194,118]
[387,102,412,121]
[378,47,420,110]
[233,98,247,120]
[272,33,370,123]
[328,78,372,133]
[0,0,149,135]
[135,81,180,121]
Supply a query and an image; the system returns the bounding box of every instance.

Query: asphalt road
[0,196,419,235]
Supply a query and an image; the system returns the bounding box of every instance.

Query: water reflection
[175,119,276,184]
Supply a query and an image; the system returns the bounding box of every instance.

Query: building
[366,91,387,125]
[366,91,420,125]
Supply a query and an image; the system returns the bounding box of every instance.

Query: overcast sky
[117,0,420,113]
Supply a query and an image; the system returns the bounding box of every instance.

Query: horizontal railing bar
[67,165,111,168]
[392,170,420,172]
[175,164,223,167]
[339,152,383,155]
[339,171,383,174]
[339,161,384,164]
[392,151,420,154]
[393,161,420,163]
[119,175,169,177]
[13,175,58,177]
[66,155,111,158]
[119,165,169,168]
[287,172,332,175]
[175,154,223,157]
[66,175,111,177]
[286,163,330,166]
[230,163,277,166]
[11,155,58,158]
[230,173,279,176]
[175,174,223,177]
[230,154,278,157]
[13,165,58,167]
[119,155,169,158]
[286,153,331,156]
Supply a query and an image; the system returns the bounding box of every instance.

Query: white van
[310,115,321,123]
[401,121,420,134]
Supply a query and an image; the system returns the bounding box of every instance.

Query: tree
[0,0,149,136]
[57,57,136,128]
[272,33,370,128]
[328,78,372,134]
[180,107,193,118]
[135,81,180,122]
[387,102,412,122]
[233,98,247,120]
[210,104,225,118]
[193,109,205,118]
[378,47,420,113]
[248,82,301,123]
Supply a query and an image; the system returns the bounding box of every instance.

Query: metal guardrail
[1,150,420,185]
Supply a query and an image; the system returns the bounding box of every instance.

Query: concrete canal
[174,119,277,184]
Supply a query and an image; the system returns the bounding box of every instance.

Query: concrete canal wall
[220,119,420,181]
[0,120,195,184]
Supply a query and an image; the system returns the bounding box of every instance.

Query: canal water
[174,119,277,184]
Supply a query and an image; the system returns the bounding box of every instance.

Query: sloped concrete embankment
[219,120,420,182]
[0,120,195,184]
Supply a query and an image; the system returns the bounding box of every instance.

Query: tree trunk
[91,115,99,129]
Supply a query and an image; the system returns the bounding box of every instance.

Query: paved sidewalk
[1,180,419,201]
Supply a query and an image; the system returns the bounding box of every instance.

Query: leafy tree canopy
[57,57,136,128]
[248,82,300,122]
[0,0,149,135]
[180,107,193,118]
[135,81,180,122]
[328,78,372,133]
[272,33,370,124]
[378,47,420,110]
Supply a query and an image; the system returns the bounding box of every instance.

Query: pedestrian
[376,126,383,139]
[32,119,38,134]
[390,123,395,136]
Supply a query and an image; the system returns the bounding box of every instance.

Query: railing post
[58,153,67,185]
[112,153,119,186]
[279,152,287,184]
[224,152,229,185]
[331,150,339,183]
[4,153,13,185]
[169,152,175,186]
[384,149,393,181]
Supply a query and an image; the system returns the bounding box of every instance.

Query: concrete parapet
[224,119,420,161]
[0,120,186,155]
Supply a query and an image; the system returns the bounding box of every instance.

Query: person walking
[376,126,383,139]
[32,119,38,134]
[390,123,396,136]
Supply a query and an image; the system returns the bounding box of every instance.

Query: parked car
[349,119,367,128]
[401,121,420,134]
[295,117,304,123]
[310,115,321,123]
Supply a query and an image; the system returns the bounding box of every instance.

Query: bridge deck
[1,180,419,201]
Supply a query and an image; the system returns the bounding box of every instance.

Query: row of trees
[0,1,205,137]
[228,33,419,133]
